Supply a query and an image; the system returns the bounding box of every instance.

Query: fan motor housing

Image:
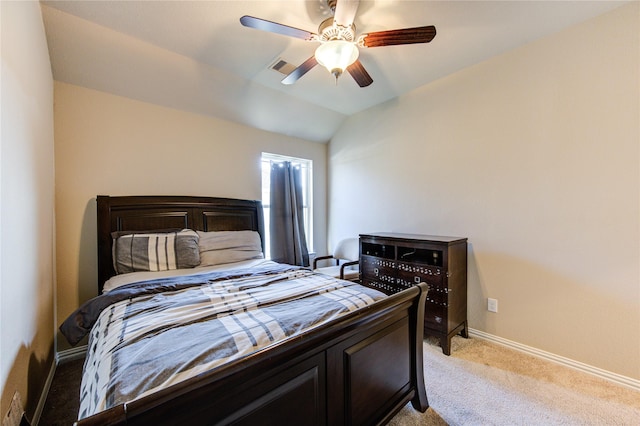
[318,17,356,42]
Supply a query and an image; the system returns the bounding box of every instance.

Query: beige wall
[1,0,56,418]
[54,82,327,349]
[329,4,639,379]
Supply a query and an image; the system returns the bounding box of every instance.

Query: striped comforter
[68,263,386,420]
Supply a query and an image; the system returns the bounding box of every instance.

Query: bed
[61,195,429,425]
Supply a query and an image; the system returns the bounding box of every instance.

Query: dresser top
[360,232,467,244]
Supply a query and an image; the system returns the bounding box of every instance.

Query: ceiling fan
[240,0,436,87]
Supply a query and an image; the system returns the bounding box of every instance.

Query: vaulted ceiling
[41,1,626,142]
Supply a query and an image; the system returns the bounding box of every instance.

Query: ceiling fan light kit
[315,39,359,81]
[240,0,436,87]
[314,16,359,82]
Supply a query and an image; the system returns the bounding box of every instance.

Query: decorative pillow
[112,229,200,274]
[197,230,263,267]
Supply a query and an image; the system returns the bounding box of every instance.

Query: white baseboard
[468,328,640,392]
[30,359,56,426]
[56,345,88,364]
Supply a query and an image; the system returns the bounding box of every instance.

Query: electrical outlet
[2,392,24,426]
[487,298,498,313]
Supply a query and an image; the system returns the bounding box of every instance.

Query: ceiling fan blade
[332,0,360,27]
[347,60,373,87]
[281,56,318,85]
[240,15,316,41]
[362,25,436,48]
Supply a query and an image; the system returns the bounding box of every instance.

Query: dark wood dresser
[359,232,468,355]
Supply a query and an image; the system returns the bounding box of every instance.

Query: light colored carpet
[389,336,640,425]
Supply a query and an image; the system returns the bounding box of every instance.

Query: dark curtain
[269,161,310,266]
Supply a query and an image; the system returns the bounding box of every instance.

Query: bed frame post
[96,195,114,294]
[411,282,429,412]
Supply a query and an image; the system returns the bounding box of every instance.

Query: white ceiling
[41,1,627,143]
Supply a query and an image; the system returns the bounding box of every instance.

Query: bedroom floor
[39,357,83,426]
[39,337,640,425]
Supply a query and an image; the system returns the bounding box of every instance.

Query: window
[261,153,313,259]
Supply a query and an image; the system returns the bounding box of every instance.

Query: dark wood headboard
[96,195,265,294]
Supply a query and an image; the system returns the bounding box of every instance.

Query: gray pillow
[197,230,263,267]
[113,229,200,274]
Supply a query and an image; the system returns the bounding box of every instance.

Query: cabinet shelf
[361,242,395,259]
[397,246,443,266]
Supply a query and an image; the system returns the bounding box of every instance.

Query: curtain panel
[269,161,310,267]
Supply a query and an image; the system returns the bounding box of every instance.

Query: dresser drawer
[396,262,443,288]
[424,301,446,329]
[362,279,402,295]
[362,255,396,270]
[361,256,396,283]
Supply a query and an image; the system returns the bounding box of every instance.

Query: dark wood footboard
[75,282,429,425]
